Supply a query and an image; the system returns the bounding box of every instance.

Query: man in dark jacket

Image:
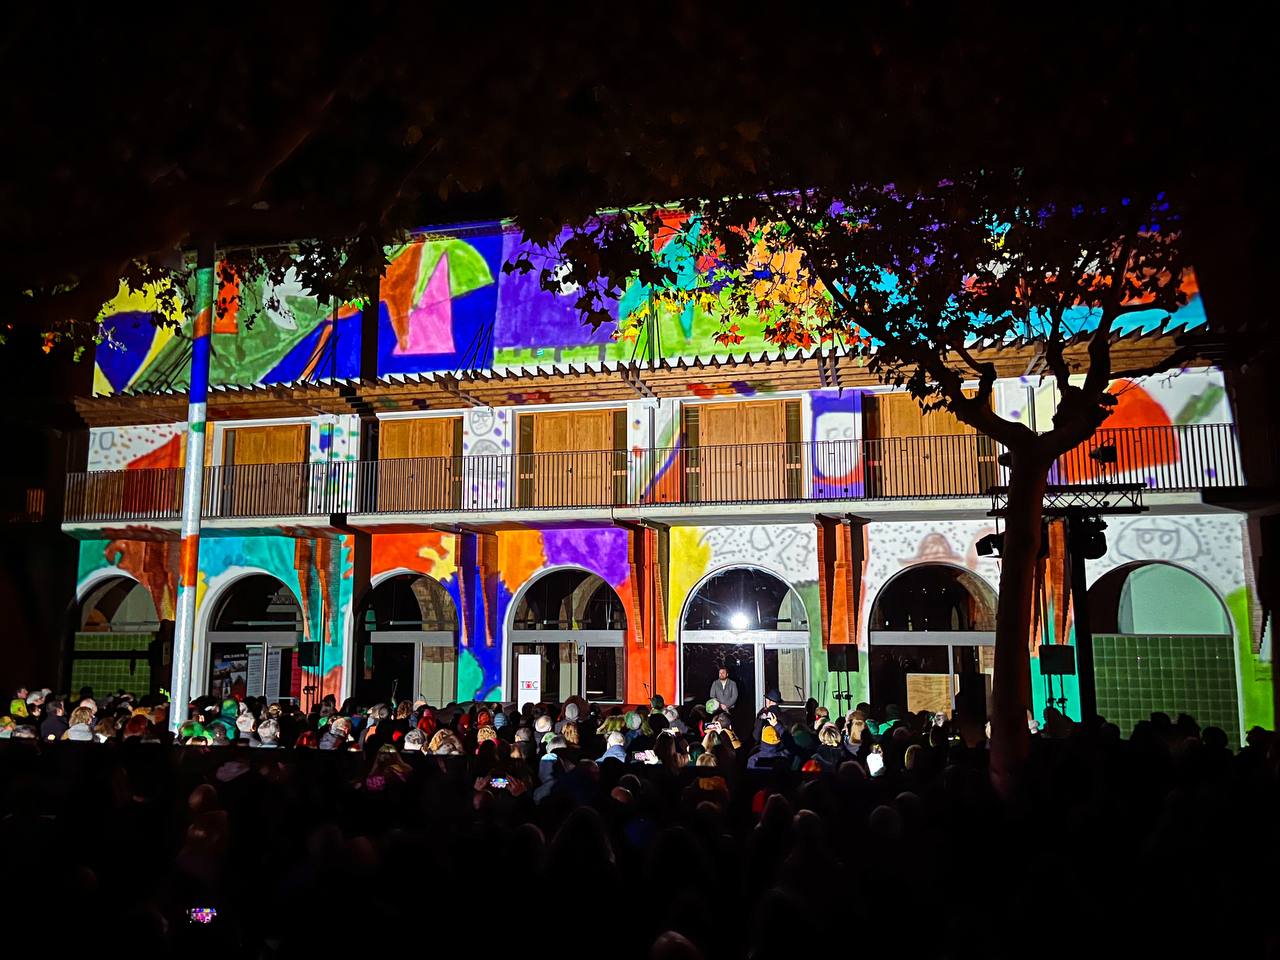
[752,688,784,744]
[40,698,68,741]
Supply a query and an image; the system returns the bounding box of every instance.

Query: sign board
[906,672,951,717]
[246,644,266,698]
[264,647,282,700]
[517,653,542,709]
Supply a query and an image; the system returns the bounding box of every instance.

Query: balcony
[63,423,1245,526]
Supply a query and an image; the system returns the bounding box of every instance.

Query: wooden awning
[74,329,1200,427]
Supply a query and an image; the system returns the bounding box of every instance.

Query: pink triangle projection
[393,251,456,355]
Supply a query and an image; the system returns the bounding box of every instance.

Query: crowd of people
[1,680,1275,955]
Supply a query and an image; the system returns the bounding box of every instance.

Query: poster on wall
[246,645,265,697]
[265,647,282,701]
[210,648,249,700]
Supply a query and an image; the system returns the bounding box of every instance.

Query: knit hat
[761,725,781,745]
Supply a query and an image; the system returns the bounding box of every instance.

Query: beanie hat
[761,725,781,745]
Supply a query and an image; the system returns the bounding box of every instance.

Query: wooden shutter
[864,392,987,497]
[697,400,787,502]
[376,417,460,511]
[221,424,309,515]
[523,409,618,507]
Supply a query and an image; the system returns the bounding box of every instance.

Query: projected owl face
[1113,519,1201,563]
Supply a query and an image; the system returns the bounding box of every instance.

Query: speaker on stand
[826,646,859,719]
[1038,644,1076,720]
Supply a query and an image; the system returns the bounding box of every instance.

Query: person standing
[709,667,739,713]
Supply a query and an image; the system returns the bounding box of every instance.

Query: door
[763,644,809,706]
[360,642,415,705]
[683,641,756,733]
[694,400,791,502]
[864,393,990,497]
[377,417,460,511]
[512,641,579,702]
[222,424,309,515]
[519,410,619,507]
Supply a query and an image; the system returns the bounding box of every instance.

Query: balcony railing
[63,423,1244,523]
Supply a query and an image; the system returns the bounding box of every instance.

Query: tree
[534,173,1197,793]
[0,5,1268,346]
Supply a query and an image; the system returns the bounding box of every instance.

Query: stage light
[976,533,1004,557]
[1089,444,1118,465]
[1071,515,1109,560]
[729,611,749,630]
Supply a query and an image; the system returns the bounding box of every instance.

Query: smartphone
[489,776,510,789]
[866,752,885,777]
[188,907,218,924]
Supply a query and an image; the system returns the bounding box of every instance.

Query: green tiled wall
[70,632,154,698]
[1094,634,1239,748]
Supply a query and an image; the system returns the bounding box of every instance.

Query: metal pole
[170,241,216,729]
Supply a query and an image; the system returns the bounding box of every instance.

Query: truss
[988,483,1147,517]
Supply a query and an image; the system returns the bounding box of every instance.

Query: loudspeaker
[826,646,858,672]
[296,642,320,667]
[955,672,990,719]
[1038,645,1076,676]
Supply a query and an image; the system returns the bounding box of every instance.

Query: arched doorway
[510,568,626,705]
[868,564,998,719]
[355,573,459,707]
[680,567,810,728]
[71,576,163,698]
[204,574,303,704]
[1087,562,1238,743]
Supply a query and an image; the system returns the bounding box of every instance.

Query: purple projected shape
[496,232,618,349]
[543,528,630,587]
[394,252,455,355]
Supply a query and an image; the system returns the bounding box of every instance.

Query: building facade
[63,223,1273,744]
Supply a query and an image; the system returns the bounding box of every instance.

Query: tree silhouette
[536,173,1199,792]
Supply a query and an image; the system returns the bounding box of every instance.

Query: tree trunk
[989,450,1050,799]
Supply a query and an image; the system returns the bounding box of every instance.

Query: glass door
[762,643,809,706]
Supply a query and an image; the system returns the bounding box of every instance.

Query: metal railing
[63,422,1245,522]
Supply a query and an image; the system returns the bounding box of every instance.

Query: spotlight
[976,533,1004,557]
[1089,444,1117,465]
[729,611,749,630]
[1072,515,1108,560]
